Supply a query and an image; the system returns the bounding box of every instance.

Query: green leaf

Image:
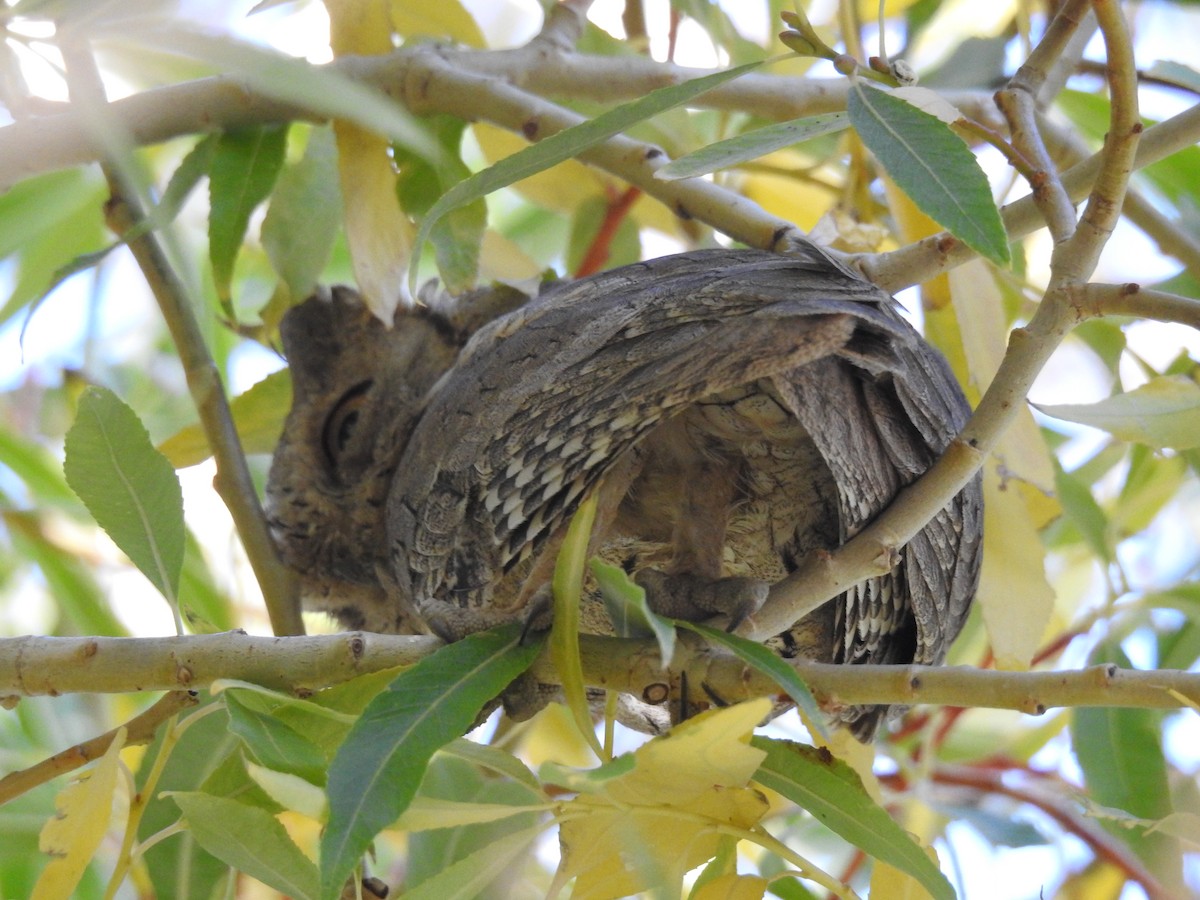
[262,126,342,302]
[209,124,289,306]
[320,623,544,900]
[1071,643,1180,880]
[849,81,1009,265]
[63,386,185,606]
[225,691,329,785]
[158,368,293,468]
[552,492,605,757]
[401,824,544,900]
[1053,464,1111,562]
[396,114,487,293]
[590,558,676,667]
[440,737,541,791]
[137,701,239,900]
[410,60,762,293]
[170,792,319,900]
[656,112,849,180]
[751,738,954,900]
[679,622,827,740]
[1034,376,1200,450]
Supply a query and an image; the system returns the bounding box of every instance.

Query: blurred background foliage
[0,0,1198,897]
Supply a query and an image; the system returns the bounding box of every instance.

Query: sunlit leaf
[390,0,485,47]
[751,737,954,900]
[655,113,849,180]
[690,872,769,900]
[849,81,1009,265]
[158,369,292,468]
[552,493,604,756]
[244,761,327,820]
[1035,376,1200,450]
[412,61,763,293]
[64,386,185,608]
[553,700,772,900]
[976,465,1054,670]
[208,125,288,306]
[321,624,543,900]
[262,126,342,303]
[31,727,125,900]
[170,792,319,900]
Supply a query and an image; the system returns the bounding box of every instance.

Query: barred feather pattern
[267,247,983,738]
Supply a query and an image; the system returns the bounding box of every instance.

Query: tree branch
[0,691,197,806]
[2,634,1198,714]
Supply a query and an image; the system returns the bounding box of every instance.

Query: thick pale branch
[0,41,995,191]
[2,634,1198,715]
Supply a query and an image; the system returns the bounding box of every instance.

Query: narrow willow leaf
[401,825,544,900]
[751,737,954,900]
[1035,376,1200,450]
[656,112,849,180]
[590,558,676,667]
[1071,643,1178,878]
[64,386,184,606]
[320,624,543,900]
[395,114,486,293]
[411,60,762,293]
[262,126,341,302]
[170,792,319,900]
[209,124,289,305]
[225,691,328,785]
[552,492,605,757]
[159,369,292,468]
[849,81,1009,265]
[677,621,827,740]
[440,738,541,791]
[145,24,439,161]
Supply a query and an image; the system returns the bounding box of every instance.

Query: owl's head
[265,284,527,632]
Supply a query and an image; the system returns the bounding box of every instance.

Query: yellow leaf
[555,700,772,900]
[1058,859,1127,900]
[32,728,127,900]
[948,261,1060,528]
[325,0,414,319]
[692,873,769,900]
[390,0,485,47]
[740,154,833,234]
[977,465,1055,670]
[868,844,942,900]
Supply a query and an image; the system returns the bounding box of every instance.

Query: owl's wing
[386,247,914,637]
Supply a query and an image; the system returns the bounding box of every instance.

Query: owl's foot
[634,569,768,631]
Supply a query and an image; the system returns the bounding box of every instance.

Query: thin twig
[0,691,197,806]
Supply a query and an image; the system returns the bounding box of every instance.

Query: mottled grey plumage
[266,246,982,739]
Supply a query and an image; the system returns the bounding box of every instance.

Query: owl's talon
[635,569,768,627]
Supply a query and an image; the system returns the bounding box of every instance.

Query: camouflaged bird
[266,247,983,739]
